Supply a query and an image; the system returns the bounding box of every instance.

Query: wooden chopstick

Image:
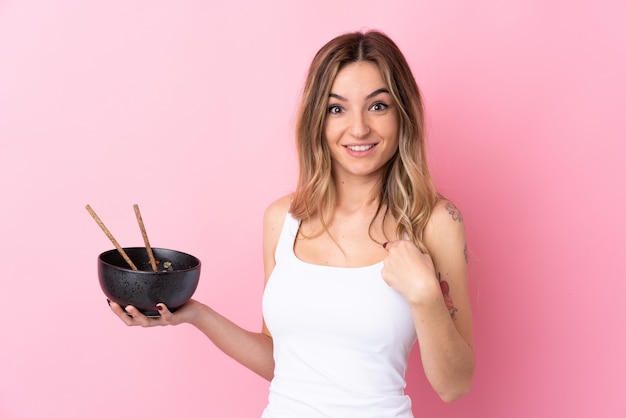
[85,204,138,270]
[133,204,158,272]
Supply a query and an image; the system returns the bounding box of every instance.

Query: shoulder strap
[274,211,300,262]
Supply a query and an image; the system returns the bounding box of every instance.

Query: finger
[382,240,403,252]
[124,305,157,327]
[379,263,389,280]
[155,303,176,324]
[383,240,396,250]
[108,300,137,326]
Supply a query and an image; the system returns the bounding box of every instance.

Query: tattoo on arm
[438,272,458,320]
[445,202,463,222]
[440,202,464,318]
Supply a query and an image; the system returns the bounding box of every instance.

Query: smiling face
[324,61,399,182]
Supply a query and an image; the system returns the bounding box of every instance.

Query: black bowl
[98,247,201,317]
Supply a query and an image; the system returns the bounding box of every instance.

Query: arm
[109,196,291,381]
[381,199,475,401]
[110,298,274,380]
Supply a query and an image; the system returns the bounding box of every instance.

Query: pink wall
[1,1,624,417]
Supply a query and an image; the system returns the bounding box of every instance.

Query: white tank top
[262,212,417,418]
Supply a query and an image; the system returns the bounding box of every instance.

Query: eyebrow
[329,88,390,101]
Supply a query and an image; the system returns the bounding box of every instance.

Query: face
[324,61,399,182]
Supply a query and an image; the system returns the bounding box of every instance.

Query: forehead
[330,61,387,94]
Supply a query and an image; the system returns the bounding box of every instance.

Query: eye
[370,102,389,112]
[328,104,344,115]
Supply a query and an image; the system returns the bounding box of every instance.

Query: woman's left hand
[381,240,440,305]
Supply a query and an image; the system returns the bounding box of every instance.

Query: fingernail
[156,304,163,311]
[106,298,111,306]
[382,242,388,249]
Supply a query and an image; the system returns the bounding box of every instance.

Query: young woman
[109,30,475,417]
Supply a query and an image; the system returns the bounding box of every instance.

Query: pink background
[1,1,625,417]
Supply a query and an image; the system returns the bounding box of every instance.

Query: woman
[110,30,475,417]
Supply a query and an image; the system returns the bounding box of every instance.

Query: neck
[333,174,384,214]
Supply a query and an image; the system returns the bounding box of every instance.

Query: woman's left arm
[382,199,475,402]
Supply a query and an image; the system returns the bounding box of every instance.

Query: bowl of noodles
[98,247,201,317]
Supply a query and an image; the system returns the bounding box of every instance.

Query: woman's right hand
[108,299,201,327]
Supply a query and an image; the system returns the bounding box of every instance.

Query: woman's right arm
[108,195,291,381]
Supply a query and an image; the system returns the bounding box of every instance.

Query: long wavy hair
[290,30,438,251]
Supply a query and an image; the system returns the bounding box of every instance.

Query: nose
[349,112,371,138]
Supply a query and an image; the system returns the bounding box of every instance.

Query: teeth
[347,145,374,151]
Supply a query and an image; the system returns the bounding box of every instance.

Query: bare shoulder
[429,198,464,225]
[264,193,294,229]
[423,198,467,260]
[425,198,465,233]
[262,194,293,278]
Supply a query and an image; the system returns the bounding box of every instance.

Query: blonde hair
[290,30,437,251]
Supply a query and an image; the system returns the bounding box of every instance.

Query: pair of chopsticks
[85,204,158,272]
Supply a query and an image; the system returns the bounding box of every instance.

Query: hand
[108,299,200,327]
[381,240,439,305]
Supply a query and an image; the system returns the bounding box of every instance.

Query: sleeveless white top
[261,213,417,418]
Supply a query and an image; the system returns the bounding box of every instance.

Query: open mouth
[345,144,376,151]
